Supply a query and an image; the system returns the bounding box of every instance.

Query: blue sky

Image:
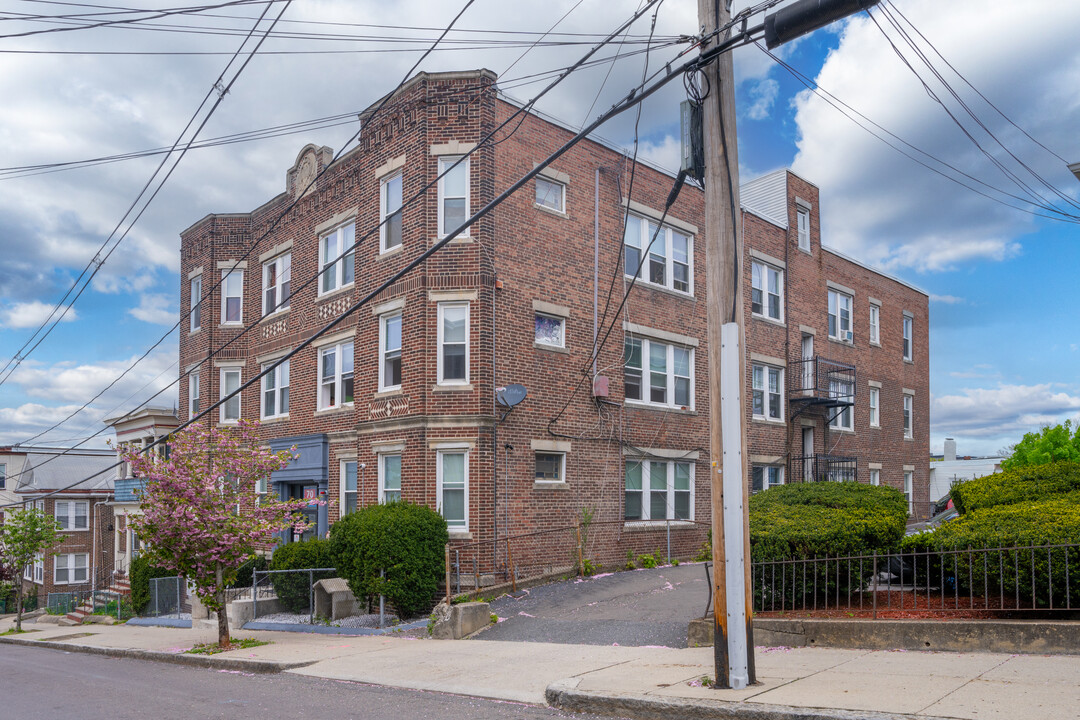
[0,0,1077,456]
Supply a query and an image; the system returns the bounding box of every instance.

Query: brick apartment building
[177,69,929,574]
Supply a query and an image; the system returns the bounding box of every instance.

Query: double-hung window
[904,471,914,515]
[438,156,469,237]
[624,460,693,521]
[379,313,402,392]
[828,289,853,342]
[829,380,854,430]
[262,253,291,315]
[534,453,565,483]
[381,171,403,251]
[255,475,268,506]
[220,367,241,423]
[752,364,783,421]
[189,370,200,417]
[623,336,693,409]
[319,223,355,294]
[341,460,358,515]
[904,395,913,439]
[189,276,202,332]
[55,500,89,531]
[751,261,783,321]
[869,304,880,345]
[32,553,44,583]
[380,454,401,503]
[221,269,243,324]
[623,215,692,294]
[752,465,784,493]
[54,553,88,585]
[903,314,913,361]
[869,386,880,427]
[437,448,468,531]
[437,303,469,384]
[797,206,810,251]
[318,343,354,409]
[535,176,565,213]
[261,360,289,419]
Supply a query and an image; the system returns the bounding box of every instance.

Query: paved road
[0,644,614,720]
[480,562,711,648]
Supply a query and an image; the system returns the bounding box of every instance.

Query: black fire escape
[788,356,858,483]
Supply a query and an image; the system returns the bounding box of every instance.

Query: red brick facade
[177,71,930,574]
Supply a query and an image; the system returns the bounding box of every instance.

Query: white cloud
[128,293,175,325]
[0,300,78,329]
[931,383,1080,454]
[637,134,681,173]
[929,294,965,305]
[744,79,779,121]
[789,0,1080,272]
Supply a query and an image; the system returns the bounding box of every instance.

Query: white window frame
[437,302,470,385]
[0,462,5,490]
[220,269,243,325]
[262,253,291,316]
[436,446,469,532]
[828,289,853,343]
[54,553,88,585]
[189,370,200,418]
[190,275,202,332]
[751,364,784,422]
[379,312,402,392]
[904,395,913,439]
[341,459,358,516]
[870,469,881,486]
[255,474,269,506]
[623,336,694,410]
[55,500,89,531]
[903,315,913,362]
[869,304,880,345]
[797,206,810,251]
[869,386,880,427]
[219,366,241,423]
[535,176,565,213]
[904,471,914,515]
[380,170,404,252]
[829,380,854,431]
[319,222,356,296]
[534,312,565,349]
[623,214,694,295]
[438,156,470,238]
[29,552,44,584]
[534,451,566,484]
[318,342,354,410]
[260,359,289,420]
[624,459,695,522]
[379,453,402,503]
[752,465,784,493]
[751,260,784,322]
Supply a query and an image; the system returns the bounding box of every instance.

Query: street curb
[0,635,315,674]
[545,678,955,720]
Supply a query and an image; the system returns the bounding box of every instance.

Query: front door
[288,484,319,542]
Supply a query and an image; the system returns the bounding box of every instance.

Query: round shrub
[329,501,449,619]
[269,538,336,613]
[129,555,175,614]
[950,461,1080,515]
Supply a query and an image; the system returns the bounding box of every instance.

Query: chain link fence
[252,568,337,623]
[145,576,187,619]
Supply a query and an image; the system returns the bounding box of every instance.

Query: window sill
[623,276,694,301]
[623,520,697,532]
[189,328,201,336]
[218,323,244,330]
[377,244,404,261]
[534,342,569,354]
[827,337,854,347]
[829,427,855,435]
[373,388,403,399]
[904,359,914,365]
[752,314,786,328]
[448,530,472,540]
[904,436,914,442]
[219,419,240,426]
[432,383,473,393]
[260,415,290,425]
[533,481,568,490]
[624,400,696,415]
[259,309,290,324]
[870,424,881,430]
[798,246,812,255]
[535,203,568,219]
[316,284,355,303]
[433,236,473,245]
[751,417,785,426]
[314,404,354,417]
[870,341,881,348]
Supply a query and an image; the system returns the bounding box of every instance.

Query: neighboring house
[0,446,30,523]
[103,407,180,576]
[928,438,1003,510]
[175,69,931,575]
[13,448,116,601]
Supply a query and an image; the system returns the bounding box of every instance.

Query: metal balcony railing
[789,454,858,484]
[789,356,856,406]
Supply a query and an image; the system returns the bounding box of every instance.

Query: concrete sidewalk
[1,617,1076,719]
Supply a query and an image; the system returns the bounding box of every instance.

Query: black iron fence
[753,543,1080,617]
[789,356,856,398]
[789,454,858,484]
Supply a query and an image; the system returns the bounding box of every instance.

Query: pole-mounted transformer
[765,0,881,49]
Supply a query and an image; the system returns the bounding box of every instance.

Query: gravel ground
[252,611,402,628]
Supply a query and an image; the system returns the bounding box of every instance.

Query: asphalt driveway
[479,562,711,648]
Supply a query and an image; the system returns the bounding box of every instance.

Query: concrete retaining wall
[688,616,1080,655]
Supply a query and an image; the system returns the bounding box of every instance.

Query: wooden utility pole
[699,0,754,689]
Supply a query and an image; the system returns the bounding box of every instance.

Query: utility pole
[699,0,753,691]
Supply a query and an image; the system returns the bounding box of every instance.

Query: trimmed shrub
[950,461,1080,515]
[129,555,175,614]
[269,538,336,613]
[329,501,449,619]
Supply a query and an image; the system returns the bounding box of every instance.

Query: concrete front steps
[60,578,132,626]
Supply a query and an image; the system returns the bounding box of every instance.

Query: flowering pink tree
[120,420,312,647]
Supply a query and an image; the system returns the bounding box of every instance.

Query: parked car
[905,507,960,536]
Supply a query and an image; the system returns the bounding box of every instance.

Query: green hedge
[269,538,336,613]
[129,555,175,614]
[329,501,448,619]
[229,555,269,589]
[950,461,1080,515]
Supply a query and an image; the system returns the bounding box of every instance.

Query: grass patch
[185,637,270,655]
[0,628,30,636]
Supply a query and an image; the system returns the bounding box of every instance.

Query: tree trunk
[14,577,24,633]
[215,563,230,647]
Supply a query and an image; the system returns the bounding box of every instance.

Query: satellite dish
[496,384,527,408]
